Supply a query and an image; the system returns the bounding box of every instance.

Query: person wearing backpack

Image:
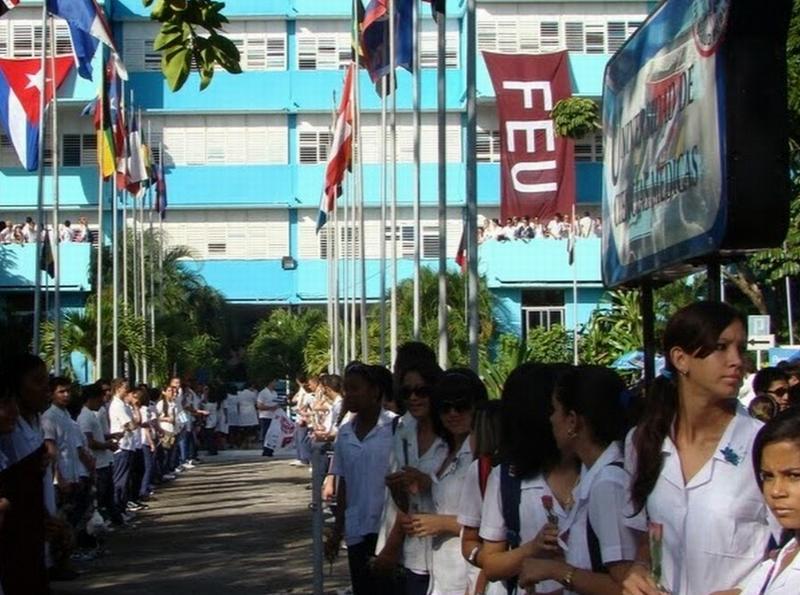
[478,363,577,594]
[519,366,640,594]
[458,399,503,595]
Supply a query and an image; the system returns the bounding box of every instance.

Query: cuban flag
[0,0,19,18]
[47,0,128,80]
[0,57,74,171]
[317,64,354,233]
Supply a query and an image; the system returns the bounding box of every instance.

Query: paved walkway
[52,452,351,595]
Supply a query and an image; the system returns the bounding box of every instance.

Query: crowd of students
[0,217,90,245]
[322,301,800,595]
[0,365,255,594]
[479,212,601,243]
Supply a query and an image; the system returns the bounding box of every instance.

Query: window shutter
[62,135,81,166]
[82,134,97,166]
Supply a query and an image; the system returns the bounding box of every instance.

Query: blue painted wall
[0,243,92,291]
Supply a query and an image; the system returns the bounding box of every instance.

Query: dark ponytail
[631,374,679,512]
[630,301,744,513]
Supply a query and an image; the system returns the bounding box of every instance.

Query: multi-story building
[0,0,655,345]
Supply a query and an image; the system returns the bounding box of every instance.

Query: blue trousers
[112,449,133,517]
[139,446,155,499]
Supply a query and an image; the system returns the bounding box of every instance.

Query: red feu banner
[483,51,575,221]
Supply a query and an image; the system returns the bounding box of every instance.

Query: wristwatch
[467,544,482,567]
[561,565,576,589]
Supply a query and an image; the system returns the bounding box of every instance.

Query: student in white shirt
[737,411,800,595]
[0,353,51,593]
[478,363,577,595]
[374,361,447,595]
[403,370,488,595]
[108,378,137,522]
[578,212,593,237]
[257,379,281,456]
[457,400,504,595]
[238,383,260,447]
[622,302,774,595]
[157,385,179,474]
[519,366,639,594]
[42,377,83,492]
[292,375,319,465]
[78,383,116,521]
[201,384,222,455]
[133,387,156,502]
[329,361,398,595]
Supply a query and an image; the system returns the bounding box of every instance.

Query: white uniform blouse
[391,413,448,575]
[430,438,474,595]
[331,409,397,546]
[740,538,800,595]
[480,468,570,594]
[624,405,775,595]
[562,441,639,595]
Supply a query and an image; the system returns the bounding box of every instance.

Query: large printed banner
[602,0,792,287]
[484,51,575,222]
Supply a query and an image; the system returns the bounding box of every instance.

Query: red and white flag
[317,63,354,232]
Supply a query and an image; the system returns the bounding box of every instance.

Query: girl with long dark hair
[519,365,638,594]
[477,363,577,594]
[622,302,774,595]
[736,410,800,594]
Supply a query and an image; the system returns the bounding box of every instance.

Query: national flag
[0,0,19,18]
[361,0,413,83]
[40,227,55,279]
[0,56,73,171]
[455,224,467,272]
[46,0,128,80]
[125,110,147,195]
[86,64,116,178]
[154,159,167,220]
[317,64,354,233]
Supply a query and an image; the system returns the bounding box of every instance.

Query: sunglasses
[400,385,434,400]
[439,399,472,413]
[768,387,790,398]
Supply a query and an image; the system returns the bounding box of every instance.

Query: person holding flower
[733,409,800,594]
[622,302,776,595]
[477,363,577,594]
[518,365,639,594]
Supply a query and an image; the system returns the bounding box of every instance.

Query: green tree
[142,0,242,91]
[247,308,327,386]
[550,97,601,139]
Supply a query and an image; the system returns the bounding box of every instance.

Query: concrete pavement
[51,451,351,595]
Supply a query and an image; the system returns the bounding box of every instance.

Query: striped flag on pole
[0,0,19,18]
[316,63,354,233]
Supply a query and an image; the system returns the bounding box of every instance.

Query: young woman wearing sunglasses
[404,370,488,595]
[374,361,447,595]
[753,368,791,412]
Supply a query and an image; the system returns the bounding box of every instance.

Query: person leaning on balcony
[22,217,35,243]
[0,221,13,244]
[578,212,593,238]
[73,217,89,243]
[59,221,74,243]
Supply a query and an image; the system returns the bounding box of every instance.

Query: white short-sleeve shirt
[237,389,259,427]
[77,406,112,469]
[331,409,397,546]
[429,439,474,595]
[225,393,241,427]
[108,397,136,451]
[257,387,280,420]
[624,405,775,595]
[740,538,800,595]
[457,458,485,529]
[562,441,639,594]
[41,405,81,483]
[391,413,448,575]
[480,467,570,594]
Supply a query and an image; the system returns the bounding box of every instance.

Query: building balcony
[0,242,92,292]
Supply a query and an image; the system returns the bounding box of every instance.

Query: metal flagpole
[131,188,139,382]
[112,174,119,377]
[786,242,795,345]
[379,77,388,365]
[466,0,479,371]
[49,20,62,374]
[32,2,48,355]
[411,0,421,340]
[436,3,448,369]
[147,127,156,382]
[343,174,350,363]
[353,71,368,361]
[327,211,334,373]
[95,69,105,381]
[572,204,579,365]
[349,177,357,361]
[389,0,398,365]
[139,185,147,382]
[332,201,340,372]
